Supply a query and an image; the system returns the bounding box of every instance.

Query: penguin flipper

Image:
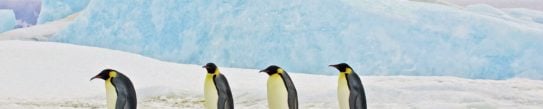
[348,90,358,109]
[347,72,367,109]
[355,95,365,109]
[280,72,298,109]
[115,94,127,109]
[348,94,367,109]
[113,76,137,109]
[112,78,128,109]
[214,74,234,109]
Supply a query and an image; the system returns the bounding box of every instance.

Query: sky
[444,0,543,11]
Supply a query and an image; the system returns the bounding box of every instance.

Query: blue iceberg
[37,0,90,24]
[53,0,543,80]
[0,9,16,33]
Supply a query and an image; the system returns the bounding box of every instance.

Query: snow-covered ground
[1,40,542,109]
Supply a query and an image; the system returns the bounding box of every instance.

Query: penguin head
[329,63,353,73]
[259,65,284,75]
[90,69,118,81]
[202,63,218,74]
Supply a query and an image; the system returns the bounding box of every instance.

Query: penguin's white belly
[338,74,350,109]
[105,79,118,109]
[204,74,218,109]
[267,74,289,109]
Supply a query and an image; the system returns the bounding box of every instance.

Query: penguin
[202,63,234,109]
[259,65,298,109]
[91,69,137,109]
[329,63,367,109]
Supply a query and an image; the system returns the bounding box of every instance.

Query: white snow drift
[0,40,542,109]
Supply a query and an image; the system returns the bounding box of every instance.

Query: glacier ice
[37,0,90,24]
[53,0,543,80]
[0,9,16,33]
[465,4,543,29]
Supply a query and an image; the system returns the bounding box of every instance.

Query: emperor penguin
[259,65,298,109]
[330,63,367,109]
[91,69,137,109]
[202,63,234,109]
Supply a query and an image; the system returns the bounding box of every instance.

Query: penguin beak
[90,75,100,81]
[259,69,266,73]
[329,64,338,68]
[202,65,208,68]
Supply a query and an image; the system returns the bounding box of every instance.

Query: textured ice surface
[0,9,16,33]
[37,0,89,24]
[54,0,543,79]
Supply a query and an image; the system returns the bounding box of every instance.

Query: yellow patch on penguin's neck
[109,71,117,78]
[341,68,353,74]
[213,68,220,75]
[277,68,284,74]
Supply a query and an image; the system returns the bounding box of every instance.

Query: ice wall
[0,9,16,33]
[37,0,89,24]
[53,0,543,80]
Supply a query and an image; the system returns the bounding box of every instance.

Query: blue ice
[53,0,543,80]
[0,9,16,33]
[37,0,89,24]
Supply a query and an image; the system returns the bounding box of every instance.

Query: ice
[536,18,543,24]
[1,40,542,108]
[37,0,89,24]
[0,13,77,41]
[53,0,543,80]
[464,4,543,28]
[0,9,16,33]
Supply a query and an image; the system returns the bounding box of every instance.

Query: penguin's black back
[214,73,234,109]
[111,73,137,109]
[280,72,298,109]
[346,72,366,109]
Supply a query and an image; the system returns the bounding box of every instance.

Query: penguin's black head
[259,65,283,75]
[90,69,116,81]
[329,63,352,72]
[202,63,218,74]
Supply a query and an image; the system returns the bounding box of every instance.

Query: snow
[0,40,542,108]
[37,0,89,24]
[52,0,543,80]
[0,9,16,33]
